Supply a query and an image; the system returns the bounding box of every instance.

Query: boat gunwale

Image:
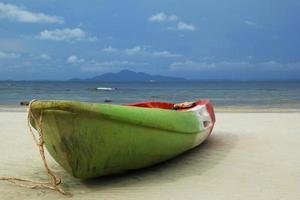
[31,100,184,116]
[30,100,204,134]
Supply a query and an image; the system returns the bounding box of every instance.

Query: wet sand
[0,111,299,199]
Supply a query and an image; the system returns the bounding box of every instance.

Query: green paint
[30,100,211,179]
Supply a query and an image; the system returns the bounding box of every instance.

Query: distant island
[70,70,186,81]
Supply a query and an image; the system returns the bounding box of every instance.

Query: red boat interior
[126,100,215,122]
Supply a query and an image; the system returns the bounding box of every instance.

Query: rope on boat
[0,100,68,195]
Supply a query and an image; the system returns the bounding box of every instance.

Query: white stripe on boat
[189,105,213,147]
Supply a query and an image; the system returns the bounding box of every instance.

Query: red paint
[126,99,216,124]
[126,101,174,109]
[126,100,216,136]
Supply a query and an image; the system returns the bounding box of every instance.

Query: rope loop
[0,99,69,195]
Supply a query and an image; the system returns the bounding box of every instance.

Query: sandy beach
[0,110,299,200]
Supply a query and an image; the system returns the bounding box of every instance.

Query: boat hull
[30,100,215,179]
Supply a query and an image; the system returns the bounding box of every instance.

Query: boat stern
[188,100,215,147]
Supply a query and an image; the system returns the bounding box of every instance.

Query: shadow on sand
[70,131,239,192]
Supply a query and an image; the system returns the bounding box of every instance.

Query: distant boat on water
[95,87,116,91]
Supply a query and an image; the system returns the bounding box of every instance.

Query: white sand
[0,111,300,200]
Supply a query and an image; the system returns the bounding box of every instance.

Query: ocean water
[0,81,300,109]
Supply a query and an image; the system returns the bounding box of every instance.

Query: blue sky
[0,0,300,80]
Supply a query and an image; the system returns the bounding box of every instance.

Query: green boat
[29,100,215,179]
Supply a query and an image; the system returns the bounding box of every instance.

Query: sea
[0,81,300,110]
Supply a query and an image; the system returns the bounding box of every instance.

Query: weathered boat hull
[30,100,215,179]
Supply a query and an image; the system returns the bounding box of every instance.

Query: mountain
[72,70,186,81]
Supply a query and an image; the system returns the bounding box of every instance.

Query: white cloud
[102,46,181,57]
[166,21,197,31]
[37,28,97,42]
[201,56,214,61]
[103,46,145,55]
[92,60,136,67]
[176,21,196,31]
[0,2,63,24]
[170,60,300,72]
[148,12,179,22]
[169,15,179,21]
[257,61,300,72]
[0,51,18,59]
[39,53,51,60]
[148,12,166,22]
[81,60,145,71]
[152,51,181,57]
[170,60,257,71]
[244,20,257,26]
[67,55,84,64]
[102,46,118,53]
[148,12,196,31]
[170,61,215,71]
[125,46,144,55]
